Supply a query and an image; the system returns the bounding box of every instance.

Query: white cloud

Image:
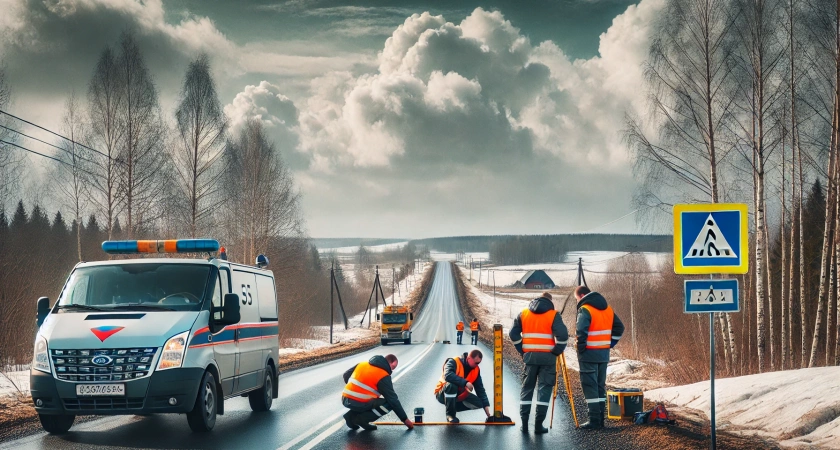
[224,80,300,158]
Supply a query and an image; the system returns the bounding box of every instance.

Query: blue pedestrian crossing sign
[673,203,749,274]
[684,279,740,313]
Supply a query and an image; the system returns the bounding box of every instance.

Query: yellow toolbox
[607,388,644,420]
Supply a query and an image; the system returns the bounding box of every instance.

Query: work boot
[580,420,603,430]
[343,411,359,430]
[447,415,460,424]
[600,402,607,427]
[534,414,548,434]
[520,416,529,433]
[359,422,378,431]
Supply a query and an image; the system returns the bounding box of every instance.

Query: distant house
[514,270,555,289]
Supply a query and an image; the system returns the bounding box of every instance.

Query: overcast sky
[0,0,667,238]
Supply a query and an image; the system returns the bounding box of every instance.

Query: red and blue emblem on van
[90,326,125,342]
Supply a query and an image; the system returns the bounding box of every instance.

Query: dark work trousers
[471,331,479,345]
[519,363,556,422]
[579,361,608,423]
[456,331,463,344]
[436,382,482,419]
[342,397,392,425]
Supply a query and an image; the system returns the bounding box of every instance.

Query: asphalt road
[4,262,609,450]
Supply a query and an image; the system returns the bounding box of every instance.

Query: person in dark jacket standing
[509,292,568,433]
[575,286,624,430]
[433,350,492,423]
[342,354,414,431]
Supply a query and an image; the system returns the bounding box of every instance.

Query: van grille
[51,348,158,382]
[63,397,145,410]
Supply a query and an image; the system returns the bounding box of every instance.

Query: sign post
[674,204,748,450]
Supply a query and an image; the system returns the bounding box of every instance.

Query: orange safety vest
[581,304,614,350]
[520,309,558,353]
[434,356,480,401]
[456,322,464,331]
[342,361,388,403]
[469,321,479,332]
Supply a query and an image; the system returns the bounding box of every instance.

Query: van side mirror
[376,314,380,321]
[37,297,50,328]
[216,294,241,325]
[409,313,414,321]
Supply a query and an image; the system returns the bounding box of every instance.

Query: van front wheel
[249,367,274,412]
[39,414,75,434]
[187,371,217,432]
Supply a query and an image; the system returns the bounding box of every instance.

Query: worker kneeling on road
[456,320,465,344]
[433,350,491,423]
[509,292,569,434]
[342,354,414,431]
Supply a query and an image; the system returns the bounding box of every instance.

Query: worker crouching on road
[575,286,624,430]
[456,320,465,344]
[469,318,480,345]
[342,354,414,431]
[433,350,492,423]
[509,291,568,434]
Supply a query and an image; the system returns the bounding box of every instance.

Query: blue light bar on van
[102,239,221,254]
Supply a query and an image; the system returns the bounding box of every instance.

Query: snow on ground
[458,251,671,288]
[319,241,409,254]
[647,366,840,449]
[463,275,670,390]
[0,369,29,397]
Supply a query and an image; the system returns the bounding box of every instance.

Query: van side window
[211,274,223,321]
[256,275,278,320]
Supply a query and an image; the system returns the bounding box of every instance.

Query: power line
[0,123,101,167]
[0,138,99,179]
[0,109,121,165]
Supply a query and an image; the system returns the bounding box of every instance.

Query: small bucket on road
[414,407,424,423]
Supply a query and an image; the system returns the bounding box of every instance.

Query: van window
[256,274,277,320]
[57,264,212,312]
[211,274,223,320]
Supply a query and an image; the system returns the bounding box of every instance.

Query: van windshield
[58,264,212,312]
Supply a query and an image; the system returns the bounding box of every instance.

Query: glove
[404,419,414,430]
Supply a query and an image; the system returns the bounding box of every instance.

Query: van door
[213,266,240,395]
[232,270,261,393]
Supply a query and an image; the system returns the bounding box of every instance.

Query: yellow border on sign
[673,203,749,274]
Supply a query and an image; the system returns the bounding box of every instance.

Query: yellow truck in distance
[376,305,413,345]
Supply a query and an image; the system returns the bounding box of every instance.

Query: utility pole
[479,258,482,288]
[493,270,497,315]
[392,266,395,305]
[470,256,473,282]
[330,260,334,344]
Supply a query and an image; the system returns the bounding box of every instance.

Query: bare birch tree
[222,119,303,265]
[116,32,167,238]
[626,0,739,369]
[87,46,124,239]
[53,92,91,261]
[0,64,23,213]
[173,54,227,238]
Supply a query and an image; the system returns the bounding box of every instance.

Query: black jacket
[343,355,408,421]
[442,353,490,407]
[576,292,624,363]
[509,296,569,366]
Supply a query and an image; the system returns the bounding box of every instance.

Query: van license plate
[76,384,125,396]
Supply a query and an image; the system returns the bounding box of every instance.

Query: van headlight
[157,331,189,371]
[33,335,50,373]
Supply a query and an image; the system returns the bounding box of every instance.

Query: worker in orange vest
[456,321,465,344]
[509,291,568,433]
[342,354,414,431]
[575,285,624,430]
[469,318,480,345]
[433,349,491,423]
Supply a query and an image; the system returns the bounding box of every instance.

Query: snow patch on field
[647,366,840,448]
[0,369,30,397]
[319,241,410,254]
[457,251,671,288]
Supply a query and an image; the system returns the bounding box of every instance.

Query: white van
[30,239,279,433]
